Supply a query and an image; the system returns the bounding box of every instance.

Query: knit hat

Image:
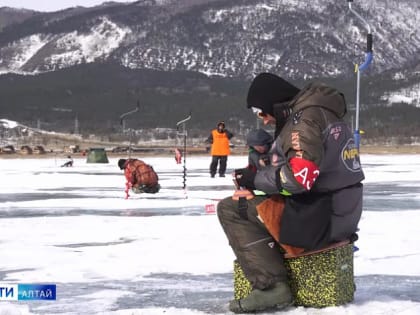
[246,73,300,116]
[118,158,127,170]
[246,129,273,147]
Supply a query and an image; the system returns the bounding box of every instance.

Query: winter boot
[131,186,142,194]
[229,282,292,313]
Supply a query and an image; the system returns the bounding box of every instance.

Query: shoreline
[1,145,420,159]
[359,145,420,155]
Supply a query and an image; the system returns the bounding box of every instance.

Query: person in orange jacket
[205,121,234,177]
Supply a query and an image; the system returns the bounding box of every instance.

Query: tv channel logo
[0,284,56,301]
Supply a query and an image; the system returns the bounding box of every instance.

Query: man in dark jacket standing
[217,73,364,313]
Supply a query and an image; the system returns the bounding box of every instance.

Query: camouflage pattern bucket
[233,260,252,300]
[284,241,355,307]
[233,241,355,308]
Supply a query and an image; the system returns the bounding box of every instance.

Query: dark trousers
[217,196,288,290]
[210,155,228,176]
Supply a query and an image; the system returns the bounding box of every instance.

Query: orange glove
[232,189,254,201]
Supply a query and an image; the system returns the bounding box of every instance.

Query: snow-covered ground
[0,154,419,315]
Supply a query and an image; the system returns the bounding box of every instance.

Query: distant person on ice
[217,72,365,313]
[246,128,274,171]
[61,155,73,167]
[231,128,273,191]
[205,121,234,177]
[118,158,160,199]
[231,128,275,200]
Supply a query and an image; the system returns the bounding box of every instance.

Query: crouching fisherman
[61,155,73,167]
[118,158,160,199]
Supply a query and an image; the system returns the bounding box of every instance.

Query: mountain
[0,62,253,134]
[0,0,419,78]
[0,0,420,143]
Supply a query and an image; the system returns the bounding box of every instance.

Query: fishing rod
[176,112,192,192]
[347,0,373,149]
[119,100,140,158]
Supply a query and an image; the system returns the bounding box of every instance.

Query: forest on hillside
[1,63,419,145]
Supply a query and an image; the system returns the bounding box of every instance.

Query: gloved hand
[234,168,256,190]
[232,189,254,201]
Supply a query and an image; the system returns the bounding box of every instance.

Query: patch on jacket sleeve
[341,138,362,172]
[289,157,320,190]
[293,110,303,125]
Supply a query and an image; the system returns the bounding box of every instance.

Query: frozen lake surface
[0,154,420,315]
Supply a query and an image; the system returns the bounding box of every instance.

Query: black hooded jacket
[254,82,364,249]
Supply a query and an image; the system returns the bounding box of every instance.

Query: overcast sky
[0,0,132,12]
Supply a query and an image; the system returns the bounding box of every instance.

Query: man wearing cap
[245,129,274,171]
[217,73,364,313]
[206,121,234,177]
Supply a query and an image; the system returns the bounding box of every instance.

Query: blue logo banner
[0,284,56,301]
[18,284,56,301]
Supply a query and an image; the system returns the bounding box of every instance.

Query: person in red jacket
[206,121,234,177]
[118,158,160,199]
